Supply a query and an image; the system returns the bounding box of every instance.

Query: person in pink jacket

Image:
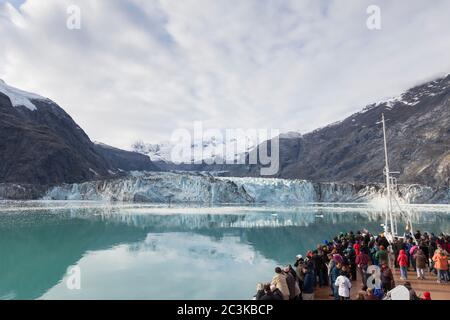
[397,249,409,280]
[409,245,419,271]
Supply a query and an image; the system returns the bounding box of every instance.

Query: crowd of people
[254,229,450,301]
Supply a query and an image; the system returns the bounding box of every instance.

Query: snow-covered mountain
[132,141,174,163]
[132,134,258,164]
[0,80,158,185]
[227,74,450,187]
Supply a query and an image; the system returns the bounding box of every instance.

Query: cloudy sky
[1,0,450,149]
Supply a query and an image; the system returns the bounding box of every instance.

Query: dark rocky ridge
[94,142,159,172]
[0,84,159,185]
[223,75,450,187]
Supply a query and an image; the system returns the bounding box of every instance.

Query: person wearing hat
[370,242,379,266]
[294,255,305,292]
[284,266,300,300]
[329,262,342,300]
[397,249,409,280]
[356,247,371,286]
[421,291,431,300]
[326,253,336,296]
[378,234,390,249]
[301,266,315,300]
[333,253,344,265]
[376,245,389,266]
[380,263,395,293]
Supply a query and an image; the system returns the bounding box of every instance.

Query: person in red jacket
[353,242,361,256]
[355,247,370,287]
[398,249,409,280]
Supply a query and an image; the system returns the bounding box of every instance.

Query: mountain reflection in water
[0,203,449,300]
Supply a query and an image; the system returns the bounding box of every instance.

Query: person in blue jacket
[302,266,315,300]
[329,263,342,300]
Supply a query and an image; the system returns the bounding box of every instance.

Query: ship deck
[314,267,450,300]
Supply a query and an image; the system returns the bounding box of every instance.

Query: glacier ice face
[40,172,450,204]
[44,172,316,204]
[44,172,253,203]
[217,177,316,204]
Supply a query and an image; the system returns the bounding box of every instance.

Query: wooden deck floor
[314,268,450,300]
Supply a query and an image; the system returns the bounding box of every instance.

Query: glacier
[41,172,450,205]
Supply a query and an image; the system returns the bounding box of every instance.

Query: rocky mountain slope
[228,74,450,187]
[0,80,158,185]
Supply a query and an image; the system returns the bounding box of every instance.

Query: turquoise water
[0,201,449,300]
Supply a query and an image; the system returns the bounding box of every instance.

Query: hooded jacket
[432,252,449,271]
[421,291,431,300]
[353,243,361,256]
[397,250,409,267]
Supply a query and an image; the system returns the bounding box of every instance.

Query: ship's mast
[382,113,395,237]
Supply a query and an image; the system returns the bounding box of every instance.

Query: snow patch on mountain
[310,74,450,135]
[0,79,49,111]
[373,75,450,110]
[133,141,173,162]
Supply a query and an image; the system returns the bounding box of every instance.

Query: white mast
[380,114,418,244]
[382,113,395,238]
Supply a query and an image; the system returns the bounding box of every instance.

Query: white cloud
[1,0,450,149]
